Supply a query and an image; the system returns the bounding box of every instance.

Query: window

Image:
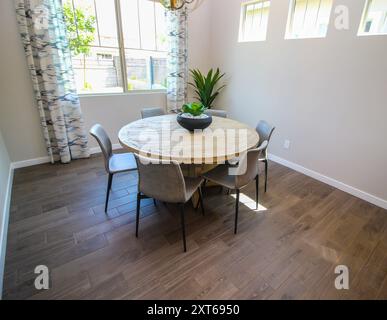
[285,0,333,39]
[238,0,271,42]
[63,0,167,95]
[359,0,387,36]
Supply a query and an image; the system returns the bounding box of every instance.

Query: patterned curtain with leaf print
[15,0,89,164]
[166,6,188,112]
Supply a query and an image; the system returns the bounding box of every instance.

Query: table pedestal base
[181,164,220,207]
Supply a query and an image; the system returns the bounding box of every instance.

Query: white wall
[0,0,212,157]
[208,0,387,203]
[81,93,167,149]
[0,129,12,298]
[0,0,47,162]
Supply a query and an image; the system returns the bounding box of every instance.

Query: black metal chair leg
[198,187,205,216]
[234,189,240,234]
[264,159,268,193]
[105,173,113,213]
[180,204,187,252]
[256,175,259,210]
[136,193,141,238]
[153,199,157,206]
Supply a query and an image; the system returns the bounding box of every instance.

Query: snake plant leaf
[189,68,226,109]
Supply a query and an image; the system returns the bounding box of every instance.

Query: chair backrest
[89,124,112,173]
[256,120,275,147]
[235,141,268,189]
[141,107,166,119]
[135,155,187,203]
[205,109,228,118]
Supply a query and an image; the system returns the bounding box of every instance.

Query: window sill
[238,39,267,43]
[78,89,167,98]
[357,32,387,37]
[285,35,327,40]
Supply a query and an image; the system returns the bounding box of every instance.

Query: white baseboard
[269,154,387,210]
[88,143,122,155]
[11,156,51,170]
[0,165,14,299]
[8,149,386,210]
[10,144,123,170]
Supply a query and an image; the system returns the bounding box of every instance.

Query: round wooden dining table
[118,114,259,164]
[119,114,259,206]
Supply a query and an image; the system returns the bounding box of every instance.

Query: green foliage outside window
[63,1,96,89]
[63,1,96,56]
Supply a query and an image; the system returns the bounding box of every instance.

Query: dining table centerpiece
[177,102,212,131]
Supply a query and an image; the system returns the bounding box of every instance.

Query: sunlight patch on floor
[231,193,267,212]
[306,240,341,264]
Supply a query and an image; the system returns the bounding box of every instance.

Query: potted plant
[177,102,213,131]
[189,68,226,110]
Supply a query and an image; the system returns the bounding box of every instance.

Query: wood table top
[118,114,259,164]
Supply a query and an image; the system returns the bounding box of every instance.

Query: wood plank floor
[2,153,387,300]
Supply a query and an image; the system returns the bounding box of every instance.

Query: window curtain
[166,6,188,112]
[15,0,89,164]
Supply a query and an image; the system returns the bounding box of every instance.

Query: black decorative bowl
[177,114,213,132]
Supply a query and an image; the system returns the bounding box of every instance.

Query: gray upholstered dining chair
[205,109,228,118]
[256,120,275,192]
[134,155,205,252]
[89,124,137,213]
[202,141,268,234]
[141,107,166,119]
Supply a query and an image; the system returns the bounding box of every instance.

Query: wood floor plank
[3,154,387,300]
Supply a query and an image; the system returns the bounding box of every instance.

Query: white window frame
[238,0,271,43]
[358,0,387,36]
[67,0,167,96]
[285,0,333,40]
